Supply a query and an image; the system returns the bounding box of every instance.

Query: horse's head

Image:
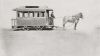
[79,12,83,19]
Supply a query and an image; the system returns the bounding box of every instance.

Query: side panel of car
[17,17,46,26]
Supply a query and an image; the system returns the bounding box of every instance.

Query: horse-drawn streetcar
[11,6,55,30]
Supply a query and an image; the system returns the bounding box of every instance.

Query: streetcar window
[34,12,39,17]
[29,12,34,17]
[18,12,23,17]
[34,11,45,17]
[18,11,45,17]
[23,12,28,17]
[40,12,45,17]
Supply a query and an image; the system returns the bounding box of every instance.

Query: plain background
[0,0,100,56]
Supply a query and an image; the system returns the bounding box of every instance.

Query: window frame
[17,11,46,18]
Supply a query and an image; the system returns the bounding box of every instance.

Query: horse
[63,12,83,30]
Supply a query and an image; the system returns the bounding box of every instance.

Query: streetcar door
[46,10,54,25]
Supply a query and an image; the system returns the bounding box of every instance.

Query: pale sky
[0,0,100,32]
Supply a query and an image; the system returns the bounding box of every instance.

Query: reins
[54,16,75,27]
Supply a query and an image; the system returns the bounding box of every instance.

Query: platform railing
[11,19,17,27]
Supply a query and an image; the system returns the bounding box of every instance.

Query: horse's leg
[63,24,65,28]
[63,22,67,30]
[63,24,65,30]
[74,23,77,30]
[74,20,79,30]
[63,17,68,30]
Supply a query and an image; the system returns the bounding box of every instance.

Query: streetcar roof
[13,6,53,11]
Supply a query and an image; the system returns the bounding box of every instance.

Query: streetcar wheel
[51,26,54,30]
[27,27,30,31]
[12,26,17,31]
[36,26,40,30]
[40,26,44,30]
[35,26,38,30]
[22,27,25,31]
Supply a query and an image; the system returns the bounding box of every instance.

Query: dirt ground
[0,27,100,56]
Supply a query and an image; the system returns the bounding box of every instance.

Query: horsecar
[11,6,54,30]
